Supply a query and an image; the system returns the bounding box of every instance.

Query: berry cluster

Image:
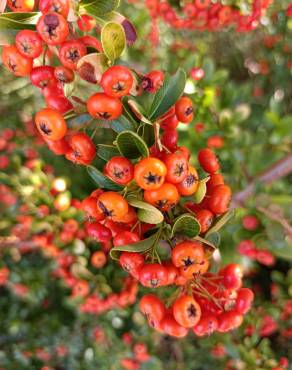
[139,266,253,338]
[81,142,253,337]
[144,0,272,32]
[0,128,138,319]
[238,239,275,266]
[82,145,231,245]
[1,0,135,165]
[1,0,253,341]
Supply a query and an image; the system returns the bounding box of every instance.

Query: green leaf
[126,98,152,124]
[101,22,126,63]
[193,177,209,204]
[171,213,200,238]
[195,235,218,250]
[67,114,93,129]
[110,233,157,260]
[205,232,221,248]
[137,124,155,147]
[128,199,163,225]
[149,68,186,120]
[206,209,235,236]
[80,0,120,17]
[110,114,137,133]
[116,131,149,159]
[0,12,40,30]
[87,165,123,191]
[272,246,292,261]
[96,144,120,161]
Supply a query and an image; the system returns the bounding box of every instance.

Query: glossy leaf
[97,144,120,161]
[195,235,219,250]
[87,165,123,191]
[126,99,152,124]
[116,131,149,159]
[128,199,164,224]
[171,213,200,238]
[205,232,221,248]
[193,177,209,204]
[110,233,157,260]
[80,0,120,17]
[110,114,137,133]
[0,12,40,30]
[149,68,186,120]
[67,114,94,129]
[137,124,155,147]
[206,209,236,236]
[101,22,126,63]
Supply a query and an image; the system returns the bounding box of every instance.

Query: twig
[256,206,292,239]
[232,153,292,207]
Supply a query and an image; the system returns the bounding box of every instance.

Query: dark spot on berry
[141,76,153,91]
[98,201,113,217]
[150,278,158,287]
[184,174,196,187]
[185,106,193,116]
[66,48,80,63]
[144,172,161,185]
[187,303,197,318]
[156,199,168,209]
[113,167,124,179]
[97,112,111,120]
[182,256,194,267]
[44,14,60,38]
[174,162,185,177]
[73,150,81,159]
[112,81,126,92]
[39,122,52,135]
[52,1,61,12]
[8,58,17,72]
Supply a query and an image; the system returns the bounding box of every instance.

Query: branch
[232,153,292,207]
[257,206,292,239]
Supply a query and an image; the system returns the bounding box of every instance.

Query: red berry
[219,264,243,290]
[139,263,168,288]
[193,314,218,336]
[86,222,112,242]
[242,215,259,231]
[208,184,232,214]
[198,148,220,174]
[235,288,254,314]
[113,231,139,246]
[77,14,96,32]
[217,310,243,333]
[101,65,133,98]
[15,30,43,59]
[175,96,194,123]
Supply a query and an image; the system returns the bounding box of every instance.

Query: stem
[149,226,163,263]
[232,153,292,207]
[90,127,98,139]
[257,206,292,239]
[153,122,163,151]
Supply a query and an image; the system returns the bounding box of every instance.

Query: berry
[87,93,123,120]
